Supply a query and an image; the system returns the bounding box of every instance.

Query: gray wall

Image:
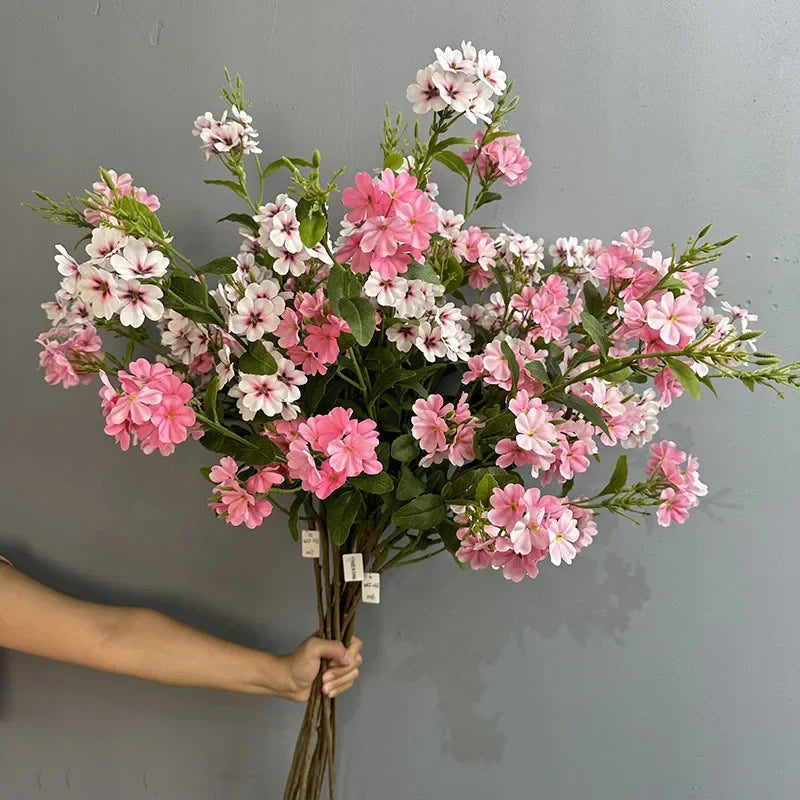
[1,1,799,798]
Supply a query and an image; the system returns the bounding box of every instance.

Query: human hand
[279,635,363,702]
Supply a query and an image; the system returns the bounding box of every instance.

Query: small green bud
[312,149,321,168]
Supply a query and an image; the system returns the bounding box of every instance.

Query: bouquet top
[29,43,800,583]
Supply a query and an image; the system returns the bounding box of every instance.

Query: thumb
[308,637,351,666]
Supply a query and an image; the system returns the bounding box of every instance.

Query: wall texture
[1,1,799,798]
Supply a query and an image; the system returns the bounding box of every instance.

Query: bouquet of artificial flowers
[28,42,799,799]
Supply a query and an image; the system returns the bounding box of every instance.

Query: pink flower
[359,215,410,258]
[342,172,389,222]
[304,323,341,363]
[411,395,448,452]
[487,484,526,529]
[547,511,579,566]
[645,293,701,346]
[515,407,556,455]
[210,456,240,487]
[396,194,439,250]
[117,279,164,328]
[646,440,686,482]
[656,488,692,526]
[462,132,531,187]
[456,535,494,570]
[247,466,285,494]
[312,462,348,499]
[151,395,196,444]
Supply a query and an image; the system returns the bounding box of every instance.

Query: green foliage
[198,256,238,275]
[433,150,471,182]
[397,465,426,501]
[326,490,363,545]
[580,311,611,359]
[238,341,278,375]
[390,434,420,462]
[348,473,394,494]
[664,357,701,400]
[163,276,223,325]
[337,297,376,346]
[599,455,628,496]
[391,494,447,531]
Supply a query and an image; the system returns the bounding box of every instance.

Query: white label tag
[362,572,380,604]
[301,529,320,559]
[342,553,364,582]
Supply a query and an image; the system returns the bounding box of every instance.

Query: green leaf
[500,340,519,392]
[436,520,462,557]
[199,430,280,467]
[362,347,396,370]
[203,375,219,422]
[327,263,361,315]
[604,366,633,383]
[580,311,611,359]
[549,390,610,435]
[217,213,258,233]
[433,136,475,152]
[664,357,701,401]
[299,211,327,248]
[200,466,213,483]
[113,195,164,238]
[238,341,278,375]
[475,474,499,505]
[198,256,237,275]
[203,178,248,199]
[404,261,441,284]
[288,493,306,542]
[325,490,363,545]
[433,150,471,182]
[474,190,502,210]
[301,368,338,415]
[660,276,689,292]
[599,455,628,496]
[382,152,405,170]
[338,297,376,347]
[441,255,464,294]
[525,360,550,385]
[349,472,393,494]
[582,280,604,317]
[390,434,419,462]
[164,276,222,325]
[260,156,313,179]
[391,494,447,531]
[397,465,426,501]
[441,467,522,502]
[479,409,515,439]
[482,129,516,145]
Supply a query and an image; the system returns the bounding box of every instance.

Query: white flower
[434,47,476,76]
[54,245,81,292]
[406,66,448,115]
[414,321,447,362]
[268,209,303,254]
[117,279,164,328]
[436,207,465,239]
[85,227,128,262]
[267,243,310,276]
[77,264,120,319]
[237,373,289,418]
[110,239,169,280]
[477,49,506,95]
[431,70,478,115]
[463,82,494,124]
[229,295,282,341]
[364,272,408,307]
[386,323,418,353]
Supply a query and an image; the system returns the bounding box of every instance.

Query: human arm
[0,562,362,700]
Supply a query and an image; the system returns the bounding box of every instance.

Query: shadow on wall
[345,543,651,767]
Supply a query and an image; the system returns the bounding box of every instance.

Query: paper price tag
[301,529,320,559]
[342,553,364,582]
[362,572,380,604]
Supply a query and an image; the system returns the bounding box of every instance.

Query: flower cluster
[276,290,349,377]
[411,393,482,467]
[337,169,439,280]
[209,457,284,528]
[284,409,381,499]
[29,44,799,595]
[406,41,506,123]
[98,359,197,455]
[193,106,262,160]
[455,484,597,582]
[646,441,708,526]
[462,132,531,187]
